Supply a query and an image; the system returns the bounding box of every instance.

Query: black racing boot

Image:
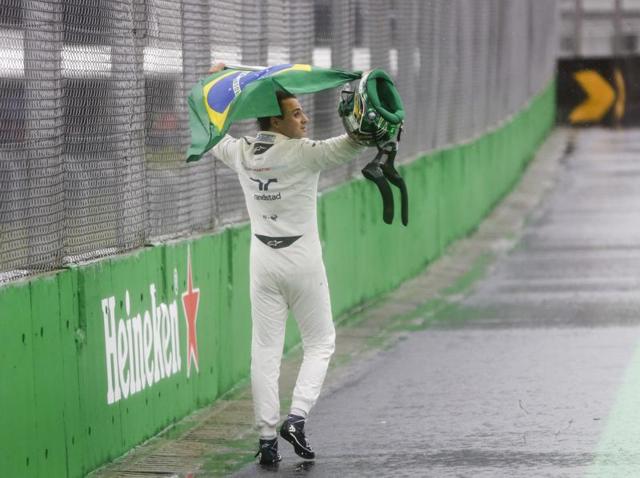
[279,415,315,460]
[254,437,281,465]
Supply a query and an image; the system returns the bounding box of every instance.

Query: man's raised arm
[297,134,366,172]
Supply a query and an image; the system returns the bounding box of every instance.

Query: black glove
[361,141,409,226]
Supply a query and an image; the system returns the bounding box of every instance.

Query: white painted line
[267,45,290,66]
[0,28,187,78]
[352,47,370,71]
[0,29,23,78]
[312,47,331,68]
[62,44,112,78]
[143,46,182,75]
[390,48,398,76]
[211,46,242,66]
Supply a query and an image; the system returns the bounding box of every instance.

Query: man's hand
[208,63,226,74]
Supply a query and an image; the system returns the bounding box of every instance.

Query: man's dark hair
[257,90,296,131]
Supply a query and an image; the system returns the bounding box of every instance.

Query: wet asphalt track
[233,129,640,477]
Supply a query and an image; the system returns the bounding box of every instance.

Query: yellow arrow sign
[569,70,616,123]
[614,67,625,121]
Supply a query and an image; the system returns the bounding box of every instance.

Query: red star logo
[182,246,200,377]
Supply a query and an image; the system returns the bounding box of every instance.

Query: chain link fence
[0,0,558,282]
[559,0,640,58]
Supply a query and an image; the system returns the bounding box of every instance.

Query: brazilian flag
[186,64,361,162]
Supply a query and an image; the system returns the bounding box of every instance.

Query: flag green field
[186,64,361,162]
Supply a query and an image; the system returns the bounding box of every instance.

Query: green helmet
[338,69,405,147]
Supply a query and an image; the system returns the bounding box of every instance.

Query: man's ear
[270,117,279,130]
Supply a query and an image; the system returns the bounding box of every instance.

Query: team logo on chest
[250,177,277,191]
[251,177,281,200]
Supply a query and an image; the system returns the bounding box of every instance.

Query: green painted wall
[0,81,555,478]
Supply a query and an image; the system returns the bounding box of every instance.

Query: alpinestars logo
[101,246,201,405]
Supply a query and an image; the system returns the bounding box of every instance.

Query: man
[208,63,365,465]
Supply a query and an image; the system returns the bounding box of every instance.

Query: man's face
[271,97,309,139]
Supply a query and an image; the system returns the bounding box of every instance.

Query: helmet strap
[361,140,409,227]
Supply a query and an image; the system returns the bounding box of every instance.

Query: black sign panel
[557,56,640,127]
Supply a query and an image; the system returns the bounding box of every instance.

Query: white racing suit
[213,131,365,438]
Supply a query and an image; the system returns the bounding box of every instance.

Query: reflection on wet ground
[233,129,640,477]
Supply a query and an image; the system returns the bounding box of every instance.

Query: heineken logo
[182,248,200,378]
[101,247,201,405]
